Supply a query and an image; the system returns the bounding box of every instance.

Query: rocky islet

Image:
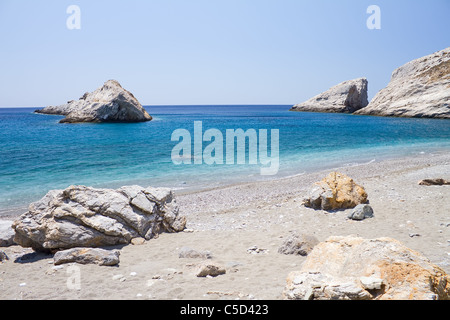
[35,80,152,123]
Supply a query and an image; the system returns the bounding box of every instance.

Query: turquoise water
[1,105,450,216]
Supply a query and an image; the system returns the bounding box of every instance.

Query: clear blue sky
[0,0,449,107]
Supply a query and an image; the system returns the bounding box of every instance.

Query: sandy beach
[1,151,449,300]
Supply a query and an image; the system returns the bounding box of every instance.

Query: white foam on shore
[343,159,377,168]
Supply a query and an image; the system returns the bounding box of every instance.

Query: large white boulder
[12,185,186,252]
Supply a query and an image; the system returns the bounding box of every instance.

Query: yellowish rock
[303,172,368,210]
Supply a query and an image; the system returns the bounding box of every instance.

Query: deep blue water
[1,105,450,215]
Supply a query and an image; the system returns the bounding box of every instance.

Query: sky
[0,0,449,107]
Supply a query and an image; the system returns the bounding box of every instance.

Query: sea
[1,105,449,216]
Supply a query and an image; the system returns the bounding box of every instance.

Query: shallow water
[0,105,449,215]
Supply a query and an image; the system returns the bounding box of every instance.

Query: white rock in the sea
[283,236,450,300]
[12,185,186,252]
[290,78,369,113]
[35,80,152,123]
[355,47,450,119]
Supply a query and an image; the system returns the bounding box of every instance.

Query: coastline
[1,150,449,299]
[175,148,450,197]
[2,149,449,219]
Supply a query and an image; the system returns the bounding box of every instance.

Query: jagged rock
[278,233,319,256]
[53,247,120,266]
[290,78,368,113]
[418,178,450,186]
[347,204,374,221]
[355,47,450,119]
[12,185,186,252]
[0,220,15,247]
[303,172,368,211]
[35,80,152,123]
[179,247,212,259]
[284,236,450,300]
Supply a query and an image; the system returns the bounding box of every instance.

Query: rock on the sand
[290,78,368,113]
[0,220,15,247]
[0,250,9,262]
[284,236,450,300]
[54,247,120,266]
[131,237,146,245]
[278,233,319,256]
[12,185,186,252]
[418,178,450,186]
[347,204,374,221]
[303,172,368,211]
[195,262,226,277]
[35,80,152,123]
[355,47,450,119]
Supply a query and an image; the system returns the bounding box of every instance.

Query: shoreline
[1,149,449,220]
[175,149,450,197]
[175,150,450,234]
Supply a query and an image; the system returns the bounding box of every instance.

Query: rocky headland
[290,78,369,113]
[355,47,450,119]
[290,47,449,119]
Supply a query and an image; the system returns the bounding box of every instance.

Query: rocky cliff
[355,47,450,119]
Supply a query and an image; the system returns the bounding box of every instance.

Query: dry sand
[0,151,449,300]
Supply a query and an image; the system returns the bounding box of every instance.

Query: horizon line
[0,104,295,109]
